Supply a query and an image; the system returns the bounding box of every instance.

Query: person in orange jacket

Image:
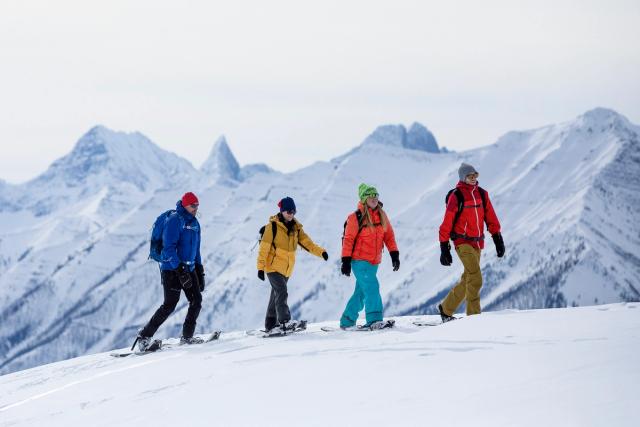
[339,183,400,329]
[438,163,504,322]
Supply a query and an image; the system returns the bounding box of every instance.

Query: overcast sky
[1,0,639,183]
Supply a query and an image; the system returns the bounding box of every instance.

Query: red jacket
[342,202,399,265]
[439,181,501,249]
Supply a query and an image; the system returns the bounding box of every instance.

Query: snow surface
[0,109,639,375]
[0,303,638,427]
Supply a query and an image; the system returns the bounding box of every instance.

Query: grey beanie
[458,163,478,181]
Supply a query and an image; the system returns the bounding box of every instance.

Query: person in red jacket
[340,183,400,329]
[438,163,505,322]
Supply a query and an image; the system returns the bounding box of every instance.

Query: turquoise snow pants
[340,260,383,327]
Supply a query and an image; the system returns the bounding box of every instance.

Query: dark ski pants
[140,269,202,339]
[265,272,291,330]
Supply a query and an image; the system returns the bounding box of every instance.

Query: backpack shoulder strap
[348,209,366,254]
[478,187,487,209]
[355,209,364,229]
[450,188,465,229]
[270,221,277,250]
[478,187,488,225]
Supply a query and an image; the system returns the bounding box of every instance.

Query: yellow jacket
[257,214,326,278]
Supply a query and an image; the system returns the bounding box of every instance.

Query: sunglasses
[284,210,296,215]
[189,204,199,209]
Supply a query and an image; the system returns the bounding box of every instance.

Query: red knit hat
[181,192,199,207]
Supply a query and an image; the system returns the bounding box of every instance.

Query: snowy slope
[0,303,638,427]
[1,110,639,375]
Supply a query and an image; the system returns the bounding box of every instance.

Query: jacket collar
[456,180,479,191]
[175,201,195,221]
[357,200,384,214]
[271,213,300,231]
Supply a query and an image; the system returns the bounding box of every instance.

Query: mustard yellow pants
[441,244,483,316]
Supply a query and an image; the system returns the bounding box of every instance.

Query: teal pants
[340,260,383,327]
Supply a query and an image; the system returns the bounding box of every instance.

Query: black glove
[258,270,265,281]
[440,242,453,266]
[390,251,400,271]
[195,263,205,292]
[322,251,329,261]
[177,263,193,289]
[492,233,505,258]
[341,257,352,276]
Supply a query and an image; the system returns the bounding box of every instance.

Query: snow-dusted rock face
[239,163,277,181]
[199,136,278,185]
[0,108,638,375]
[362,122,440,153]
[200,136,241,184]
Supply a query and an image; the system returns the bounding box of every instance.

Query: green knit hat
[358,183,379,203]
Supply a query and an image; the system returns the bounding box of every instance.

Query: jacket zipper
[470,187,481,237]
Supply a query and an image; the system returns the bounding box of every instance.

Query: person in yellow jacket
[257,196,328,333]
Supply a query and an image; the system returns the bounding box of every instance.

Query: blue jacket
[160,201,202,272]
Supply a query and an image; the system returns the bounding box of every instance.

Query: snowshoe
[438,304,457,323]
[180,336,205,345]
[358,319,395,331]
[262,320,307,338]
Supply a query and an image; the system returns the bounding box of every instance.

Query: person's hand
[341,257,352,276]
[258,270,265,281]
[440,242,453,266]
[195,264,205,292]
[322,251,329,261]
[390,251,400,271]
[492,233,505,258]
[177,263,193,289]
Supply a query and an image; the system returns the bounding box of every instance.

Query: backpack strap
[449,187,490,241]
[478,187,487,217]
[270,221,277,251]
[449,188,465,230]
[350,209,365,254]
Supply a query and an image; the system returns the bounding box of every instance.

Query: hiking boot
[136,330,161,352]
[180,336,205,345]
[280,320,300,331]
[367,320,387,330]
[438,304,456,323]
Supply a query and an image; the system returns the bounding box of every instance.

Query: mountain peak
[406,122,439,152]
[362,122,440,153]
[32,125,194,194]
[200,135,241,183]
[578,107,630,128]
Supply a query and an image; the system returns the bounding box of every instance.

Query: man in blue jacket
[136,192,205,351]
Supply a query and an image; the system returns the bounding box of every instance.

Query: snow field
[0,303,638,427]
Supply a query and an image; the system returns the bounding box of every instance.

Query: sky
[1,0,639,184]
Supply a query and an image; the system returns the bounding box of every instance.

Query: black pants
[141,269,202,338]
[265,272,291,330]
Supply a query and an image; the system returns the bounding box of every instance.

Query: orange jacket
[341,202,398,265]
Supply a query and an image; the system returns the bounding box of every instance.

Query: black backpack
[445,187,488,237]
[341,210,365,254]
[258,222,278,251]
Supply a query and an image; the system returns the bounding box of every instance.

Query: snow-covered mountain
[0,304,638,426]
[362,122,440,152]
[1,111,639,375]
[200,135,276,185]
